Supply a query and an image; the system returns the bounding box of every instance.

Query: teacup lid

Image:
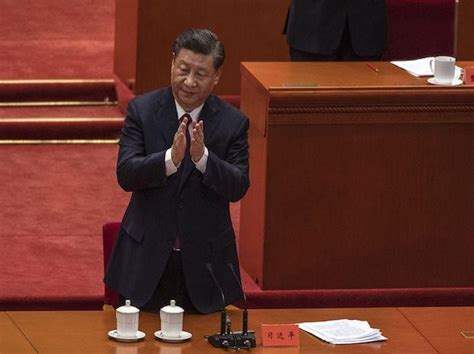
[161,300,184,314]
[116,299,140,314]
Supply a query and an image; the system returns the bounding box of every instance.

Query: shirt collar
[175,100,204,122]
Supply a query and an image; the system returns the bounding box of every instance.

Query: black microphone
[227,263,256,348]
[206,263,234,348]
[206,263,227,335]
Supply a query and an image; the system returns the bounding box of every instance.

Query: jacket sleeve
[202,116,250,202]
[116,100,168,192]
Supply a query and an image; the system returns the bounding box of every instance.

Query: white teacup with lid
[160,300,184,338]
[116,299,140,337]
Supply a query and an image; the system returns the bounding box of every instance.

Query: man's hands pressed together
[171,116,205,167]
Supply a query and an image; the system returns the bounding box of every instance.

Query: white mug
[430,56,456,84]
[116,300,140,337]
[160,300,184,338]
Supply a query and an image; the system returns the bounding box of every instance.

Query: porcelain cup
[430,56,456,84]
[116,300,140,337]
[160,300,184,338]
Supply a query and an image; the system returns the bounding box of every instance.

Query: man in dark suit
[104,29,249,314]
[285,0,387,61]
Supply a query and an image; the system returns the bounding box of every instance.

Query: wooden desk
[0,312,36,354]
[5,307,442,353]
[239,61,474,290]
[400,307,474,354]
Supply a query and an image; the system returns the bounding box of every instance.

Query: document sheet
[299,319,387,345]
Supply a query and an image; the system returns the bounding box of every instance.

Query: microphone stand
[206,263,235,348]
[228,263,256,348]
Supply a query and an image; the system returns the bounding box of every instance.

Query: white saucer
[154,330,192,343]
[427,77,463,86]
[108,329,146,342]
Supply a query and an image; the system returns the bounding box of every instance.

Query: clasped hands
[171,116,205,167]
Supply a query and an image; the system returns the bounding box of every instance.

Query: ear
[213,68,221,85]
[171,53,176,72]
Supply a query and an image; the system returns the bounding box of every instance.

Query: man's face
[171,48,221,112]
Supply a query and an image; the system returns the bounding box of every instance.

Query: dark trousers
[290,20,382,62]
[120,250,197,313]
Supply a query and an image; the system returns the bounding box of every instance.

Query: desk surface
[0,312,36,354]
[241,61,474,90]
[4,307,473,353]
[399,307,474,354]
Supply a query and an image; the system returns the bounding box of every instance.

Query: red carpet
[0,0,115,79]
[0,80,124,140]
[0,145,129,310]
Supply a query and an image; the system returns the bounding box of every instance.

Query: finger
[179,120,187,134]
[195,120,203,133]
[191,132,203,147]
[174,131,186,149]
[193,122,204,141]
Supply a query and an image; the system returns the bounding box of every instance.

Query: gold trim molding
[0,79,115,85]
[267,104,474,125]
[0,117,123,123]
[0,101,118,108]
[0,139,119,145]
[269,104,474,115]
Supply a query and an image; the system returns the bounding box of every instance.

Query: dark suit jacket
[104,88,250,314]
[285,0,387,56]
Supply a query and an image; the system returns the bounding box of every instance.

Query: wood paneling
[115,0,289,95]
[114,0,138,90]
[456,0,474,60]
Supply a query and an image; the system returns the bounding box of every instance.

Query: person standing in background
[284,0,387,61]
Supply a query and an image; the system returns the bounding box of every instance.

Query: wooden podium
[239,62,474,290]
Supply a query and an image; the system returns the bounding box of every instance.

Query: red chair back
[102,222,121,307]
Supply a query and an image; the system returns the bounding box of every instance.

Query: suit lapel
[153,88,179,149]
[199,95,220,145]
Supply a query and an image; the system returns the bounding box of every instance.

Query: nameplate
[464,67,474,85]
[261,324,300,346]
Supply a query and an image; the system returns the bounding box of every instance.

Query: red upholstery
[103,222,120,307]
[114,74,135,115]
[219,95,241,109]
[386,0,455,59]
[244,287,474,309]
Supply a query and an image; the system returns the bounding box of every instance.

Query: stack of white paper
[391,57,463,78]
[299,319,387,345]
[391,57,435,77]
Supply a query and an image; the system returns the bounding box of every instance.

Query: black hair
[173,28,225,70]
